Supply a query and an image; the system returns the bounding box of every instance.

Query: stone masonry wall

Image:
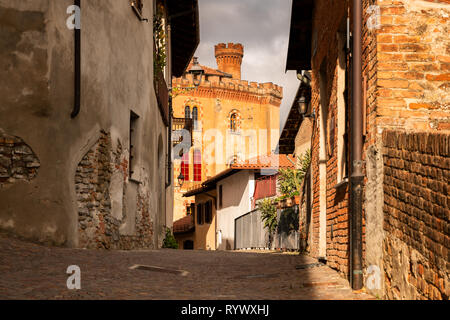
[0,131,40,187]
[76,130,153,250]
[382,130,449,299]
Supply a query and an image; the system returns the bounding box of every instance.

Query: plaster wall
[0,0,170,248]
[216,170,252,250]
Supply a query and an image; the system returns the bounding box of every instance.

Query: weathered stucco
[0,0,171,248]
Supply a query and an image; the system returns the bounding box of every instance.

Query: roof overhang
[167,0,200,77]
[183,169,239,197]
[286,0,314,72]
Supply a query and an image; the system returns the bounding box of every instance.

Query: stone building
[171,43,283,223]
[286,0,449,299]
[0,0,199,249]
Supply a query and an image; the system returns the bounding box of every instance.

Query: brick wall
[375,0,450,131]
[309,0,351,275]
[382,130,449,299]
[76,130,153,250]
[0,131,40,186]
[301,0,449,295]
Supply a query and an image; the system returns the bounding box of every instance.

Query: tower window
[181,151,189,181]
[230,113,238,132]
[185,106,191,119]
[192,107,198,130]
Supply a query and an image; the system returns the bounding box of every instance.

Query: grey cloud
[194,0,299,132]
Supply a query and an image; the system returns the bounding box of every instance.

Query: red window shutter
[181,152,189,181]
[194,150,201,182]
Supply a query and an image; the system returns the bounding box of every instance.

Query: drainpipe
[350,0,364,290]
[71,0,81,118]
[166,20,173,189]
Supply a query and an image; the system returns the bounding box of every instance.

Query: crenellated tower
[215,43,244,80]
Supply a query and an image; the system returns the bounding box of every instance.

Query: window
[185,106,191,119]
[197,203,204,225]
[192,107,198,130]
[129,111,139,178]
[218,185,223,209]
[186,203,194,216]
[205,200,213,224]
[181,151,189,181]
[193,149,202,182]
[230,113,238,132]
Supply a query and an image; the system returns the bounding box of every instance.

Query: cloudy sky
[194,0,299,132]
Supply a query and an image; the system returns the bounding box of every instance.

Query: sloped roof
[173,215,195,234]
[183,154,295,197]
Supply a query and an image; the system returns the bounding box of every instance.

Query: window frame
[204,200,213,224]
[193,149,202,182]
[181,151,190,181]
[230,113,238,133]
[196,203,204,225]
[192,106,199,130]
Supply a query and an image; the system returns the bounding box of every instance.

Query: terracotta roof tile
[173,215,195,234]
[231,154,296,170]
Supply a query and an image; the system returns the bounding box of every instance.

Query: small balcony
[172,117,193,148]
[254,175,277,200]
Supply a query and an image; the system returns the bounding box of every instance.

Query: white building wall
[216,170,251,250]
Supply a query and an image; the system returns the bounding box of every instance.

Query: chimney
[215,43,244,80]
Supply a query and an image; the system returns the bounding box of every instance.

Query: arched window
[192,107,198,130]
[230,113,238,132]
[181,151,189,181]
[185,106,191,119]
[193,149,202,182]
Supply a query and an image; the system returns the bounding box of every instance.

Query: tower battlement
[172,76,283,106]
[214,43,244,80]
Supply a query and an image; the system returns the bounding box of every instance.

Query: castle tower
[214,43,244,80]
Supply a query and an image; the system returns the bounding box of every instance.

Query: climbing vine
[153,6,166,80]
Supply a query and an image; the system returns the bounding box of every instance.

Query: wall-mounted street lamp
[189,57,205,88]
[298,95,308,115]
[177,172,185,188]
[297,94,315,121]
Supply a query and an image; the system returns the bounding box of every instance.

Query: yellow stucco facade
[171,43,282,238]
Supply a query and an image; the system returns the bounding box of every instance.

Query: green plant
[153,8,166,80]
[278,149,311,198]
[162,228,178,249]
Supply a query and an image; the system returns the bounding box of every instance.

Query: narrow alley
[0,232,374,300]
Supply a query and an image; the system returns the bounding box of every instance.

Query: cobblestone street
[0,233,375,300]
